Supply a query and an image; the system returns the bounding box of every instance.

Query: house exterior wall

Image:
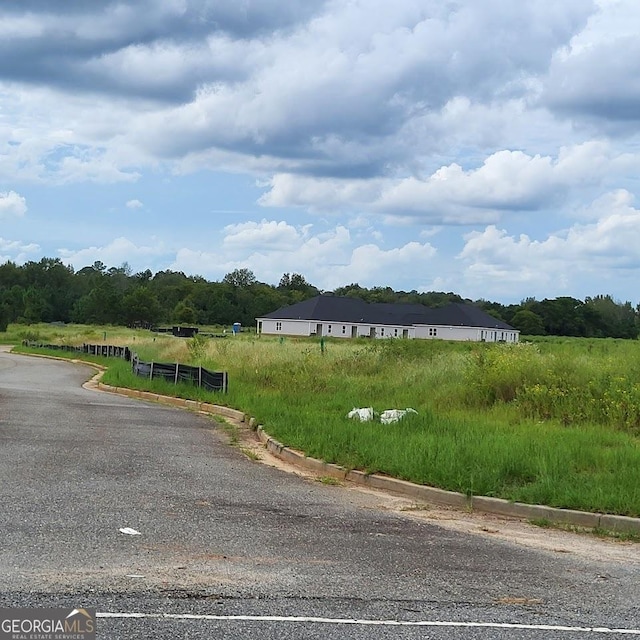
[475,328,519,343]
[414,325,519,342]
[258,319,312,336]
[414,325,475,341]
[258,319,367,338]
[258,319,518,342]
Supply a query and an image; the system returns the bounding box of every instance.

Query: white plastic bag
[380,408,418,424]
[347,407,374,421]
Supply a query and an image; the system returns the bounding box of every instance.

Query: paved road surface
[0,349,638,639]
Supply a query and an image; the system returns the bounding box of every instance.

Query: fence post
[175,363,179,385]
[198,366,202,388]
[150,362,154,380]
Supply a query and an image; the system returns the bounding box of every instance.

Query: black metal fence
[22,341,228,393]
[23,342,131,360]
[131,355,228,392]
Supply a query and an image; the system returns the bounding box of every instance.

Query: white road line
[97,613,640,634]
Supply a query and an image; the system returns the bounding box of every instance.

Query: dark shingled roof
[259,295,516,330]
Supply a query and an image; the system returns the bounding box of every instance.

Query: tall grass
[10,325,640,516]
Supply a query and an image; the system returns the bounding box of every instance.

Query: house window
[394,328,398,337]
[428,327,437,337]
[276,321,282,331]
[381,327,385,336]
[342,325,346,334]
[328,325,332,334]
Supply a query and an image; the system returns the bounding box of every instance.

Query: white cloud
[321,241,437,291]
[457,190,640,299]
[259,142,624,224]
[126,199,143,209]
[544,0,640,125]
[51,147,141,185]
[0,0,594,184]
[222,219,307,252]
[0,237,40,263]
[0,191,27,219]
[258,174,375,211]
[171,223,353,282]
[376,150,559,217]
[171,220,436,290]
[147,0,589,160]
[0,84,149,184]
[57,236,167,271]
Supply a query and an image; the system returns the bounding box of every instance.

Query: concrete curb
[96,381,247,423]
[19,350,640,537]
[253,424,639,534]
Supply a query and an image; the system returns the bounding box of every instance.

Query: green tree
[333,283,367,299]
[148,270,194,322]
[223,268,257,288]
[510,309,546,335]
[173,299,198,325]
[134,269,153,284]
[537,297,586,336]
[71,279,121,324]
[107,263,133,296]
[1,285,25,322]
[476,299,507,322]
[22,286,52,323]
[20,258,76,321]
[584,295,638,339]
[278,273,319,303]
[122,287,161,327]
[0,261,22,290]
[0,304,8,332]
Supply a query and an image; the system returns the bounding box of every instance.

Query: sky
[1,0,640,304]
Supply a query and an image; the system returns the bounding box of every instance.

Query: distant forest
[0,258,638,338]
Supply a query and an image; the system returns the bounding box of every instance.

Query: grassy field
[8,323,640,517]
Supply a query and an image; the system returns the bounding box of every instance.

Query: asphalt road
[0,349,638,639]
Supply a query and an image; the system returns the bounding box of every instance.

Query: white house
[256,295,519,343]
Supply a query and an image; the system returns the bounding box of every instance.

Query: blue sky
[1,0,640,304]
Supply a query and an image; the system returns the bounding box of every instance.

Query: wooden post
[150,362,154,380]
[198,366,202,388]
[175,363,179,385]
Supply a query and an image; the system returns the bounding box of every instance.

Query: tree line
[0,257,638,338]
